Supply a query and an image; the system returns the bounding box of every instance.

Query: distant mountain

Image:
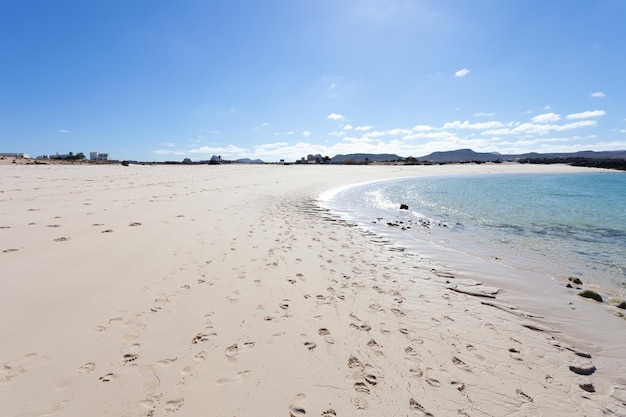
[236,158,264,164]
[331,153,403,164]
[417,149,501,163]
[417,149,626,163]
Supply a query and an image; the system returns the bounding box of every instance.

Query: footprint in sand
[224,341,255,361]
[164,382,185,414]
[364,373,378,386]
[321,409,337,417]
[405,346,419,357]
[151,294,169,312]
[99,373,119,382]
[216,370,252,385]
[409,398,433,416]
[3,248,19,253]
[191,327,217,344]
[301,334,317,351]
[227,290,240,303]
[77,362,95,373]
[349,322,371,332]
[424,368,440,387]
[509,348,523,360]
[516,388,534,402]
[318,328,334,345]
[351,397,368,410]
[123,353,139,364]
[367,339,384,356]
[54,237,70,242]
[353,381,370,394]
[452,356,471,371]
[1,353,40,383]
[288,393,307,417]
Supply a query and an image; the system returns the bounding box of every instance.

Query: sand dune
[1,162,625,416]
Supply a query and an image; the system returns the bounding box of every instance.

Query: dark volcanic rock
[568,277,583,285]
[578,290,603,302]
[400,204,409,210]
[579,383,596,393]
[569,365,596,376]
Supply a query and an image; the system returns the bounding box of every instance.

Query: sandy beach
[1,161,625,416]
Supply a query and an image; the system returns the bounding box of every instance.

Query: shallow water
[322,172,626,298]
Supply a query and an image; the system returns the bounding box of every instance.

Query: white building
[90,152,109,161]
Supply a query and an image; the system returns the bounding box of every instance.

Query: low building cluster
[295,154,330,164]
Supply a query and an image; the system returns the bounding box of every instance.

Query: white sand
[1,161,625,416]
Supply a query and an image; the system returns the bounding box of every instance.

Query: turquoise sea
[323,172,626,297]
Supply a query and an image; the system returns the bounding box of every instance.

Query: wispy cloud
[327,113,346,121]
[162,142,175,147]
[301,131,312,137]
[566,110,605,119]
[442,120,504,130]
[355,125,373,131]
[475,112,496,117]
[58,129,72,133]
[455,68,469,77]
[590,92,605,98]
[531,113,561,123]
[484,120,597,136]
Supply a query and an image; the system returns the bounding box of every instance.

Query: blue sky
[2,0,626,162]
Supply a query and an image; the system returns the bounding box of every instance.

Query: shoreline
[1,162,625,416]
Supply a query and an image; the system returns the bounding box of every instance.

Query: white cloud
[455,68,469,77]
[328,130,346,136]
[475,112,496,117]
[412,124,434,131]
[442,120,504,130]
[386,128,412,135]
[327,113,346,121]
[363,130,386,138]
[484,120,597,136]
[590,92,605,98]
[285,131,295,135]
[355,125,373,131]
[343,124,354,130]
[301,131,312,137]
[162,142,175,147]
[531,113,561,123]
[58,129,72,133]
[566,110,605,119]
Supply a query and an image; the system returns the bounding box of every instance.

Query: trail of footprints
[8,198,603,416]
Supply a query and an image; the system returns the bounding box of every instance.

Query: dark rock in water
[566,283,573,288]
[578,290,603,302]
[568,277,583,285]
[617,301,626,309]
[400,204,409,210]
[579,383,595,393]
[569,365,596,376]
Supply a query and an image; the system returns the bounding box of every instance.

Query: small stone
[569,365,596,376]
[568,277,583,285]
[578,290,602,303]
[579,383,595,393]
[400,204,409,210]
[617,301,626,310]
